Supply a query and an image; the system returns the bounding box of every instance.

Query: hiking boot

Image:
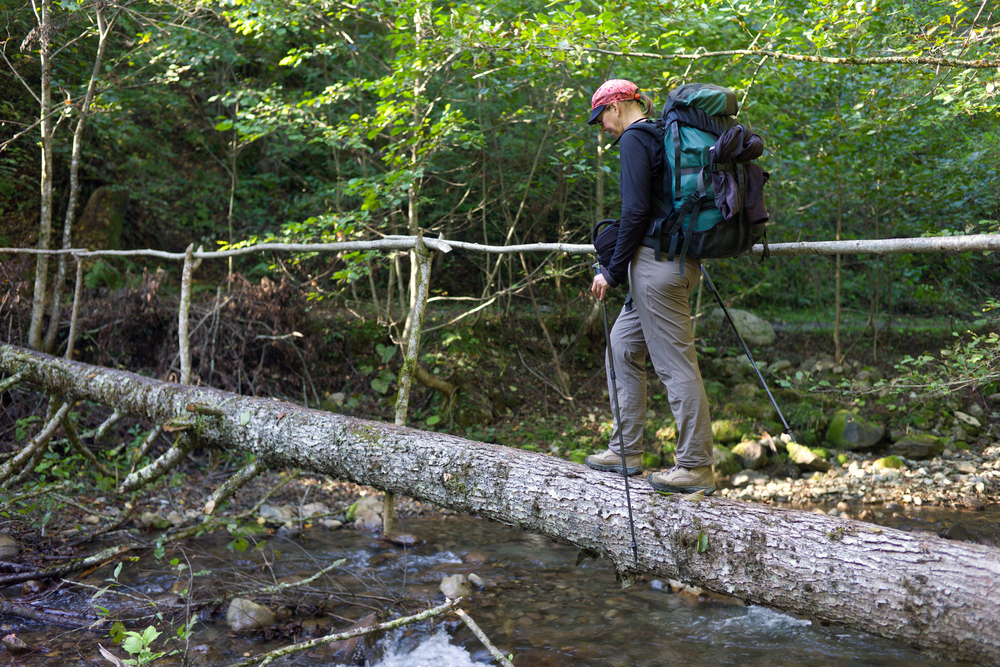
[647,466,716,495]
[585,449,642,476]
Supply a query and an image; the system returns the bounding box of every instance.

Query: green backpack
[640,83,770,275]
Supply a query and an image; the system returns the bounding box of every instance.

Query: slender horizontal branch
[572,45,1000,70]
[3,234,997,263]
[753,233,1000,258]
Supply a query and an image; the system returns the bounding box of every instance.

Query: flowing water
[5,507,997,667]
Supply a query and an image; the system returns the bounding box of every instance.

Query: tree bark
[28,0,54,351]
[3,343,1000,663]
[44,4,113,354]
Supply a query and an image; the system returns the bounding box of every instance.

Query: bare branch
[225,598,462,667]
[455,608,515,667]
[561,45,1000,70]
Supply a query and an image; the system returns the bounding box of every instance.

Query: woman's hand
[591,272,610,301]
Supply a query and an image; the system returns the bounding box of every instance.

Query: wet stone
[382,532,424,548]
[440,574,472,599]
[0,534,20,560]
[258,504,294,524]
[187,644,224,667]
[226,598,276,631]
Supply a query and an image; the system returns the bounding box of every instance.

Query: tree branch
[558,45,1000,70]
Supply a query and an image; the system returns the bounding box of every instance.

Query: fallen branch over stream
[225,598,461,667]
[0,545,130,587]
[3,343,1000,663]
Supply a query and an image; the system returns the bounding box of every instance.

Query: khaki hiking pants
[605,247,714,469]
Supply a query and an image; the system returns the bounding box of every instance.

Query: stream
[5,506,997,667]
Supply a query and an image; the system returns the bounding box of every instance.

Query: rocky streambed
[718,443,999,519]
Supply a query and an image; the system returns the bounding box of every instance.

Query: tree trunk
[44,4,112,354]
[28,0,53,351]
[2,343,1000,664]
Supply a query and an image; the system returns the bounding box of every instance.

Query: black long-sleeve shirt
[600,119,667,288]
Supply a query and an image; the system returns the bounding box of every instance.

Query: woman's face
[597,102,623,138]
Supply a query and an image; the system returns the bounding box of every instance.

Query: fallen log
[2,343,1000,663]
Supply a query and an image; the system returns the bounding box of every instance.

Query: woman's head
[587,79,654,126]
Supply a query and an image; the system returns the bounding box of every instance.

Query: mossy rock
[641,452,662,469]
[836,453,849,466]
[810,447,829,460]
[711,419,747,444]
[232,522,267,537]
[955,441,970,451]
[890,433,943,460]
[731,440,767,470]
[713,445,741,477]
[786,441,831,472]
[826,409,885,450]
[874,455,904,470]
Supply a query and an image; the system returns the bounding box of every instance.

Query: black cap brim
[587,104,606,125]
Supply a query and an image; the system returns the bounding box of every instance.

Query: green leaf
[240,411,251,426]
[426,415,441,426]
[697,530,708,553]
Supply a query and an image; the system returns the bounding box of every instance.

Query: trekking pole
[594,263,639,569]
[699,264,797,446]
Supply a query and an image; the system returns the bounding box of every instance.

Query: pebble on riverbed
[716,443,1000,508]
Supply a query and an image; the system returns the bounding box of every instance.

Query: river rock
[963,403,985,420]
[786,442,831,472]
[874,455,904,470]
[953,411,981,437]
[258,504,294,524]
[731,383,759,398]
[21,580,45,595]
[825,410,885,450]
[769,360,793,375]
[382,532,424,548]
[321,519,344,530]
[226,598,276,631]
[706,308,776,347]
[891,434,943,460]
[731,440,767,470]
[712,445,741,477]
[187,644,224,667]
[986,393,1000,405]
[0,534,20,560]
[277,522,300,539]
[301,502,330,518]
[468,573,486,589]
[440,574,472,599]
[139,511,172,530]
[712,419,746,444]
[732,469,765,488]
[958,496,986,511]
[355,509,383,532]
[1,634,30,655]
[956,462,977,475]
[941,524,975,542]
[325,613,379,663]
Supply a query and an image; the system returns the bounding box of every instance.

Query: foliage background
[1,0,998,318]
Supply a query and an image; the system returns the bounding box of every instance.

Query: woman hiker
[585,79,716,495]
